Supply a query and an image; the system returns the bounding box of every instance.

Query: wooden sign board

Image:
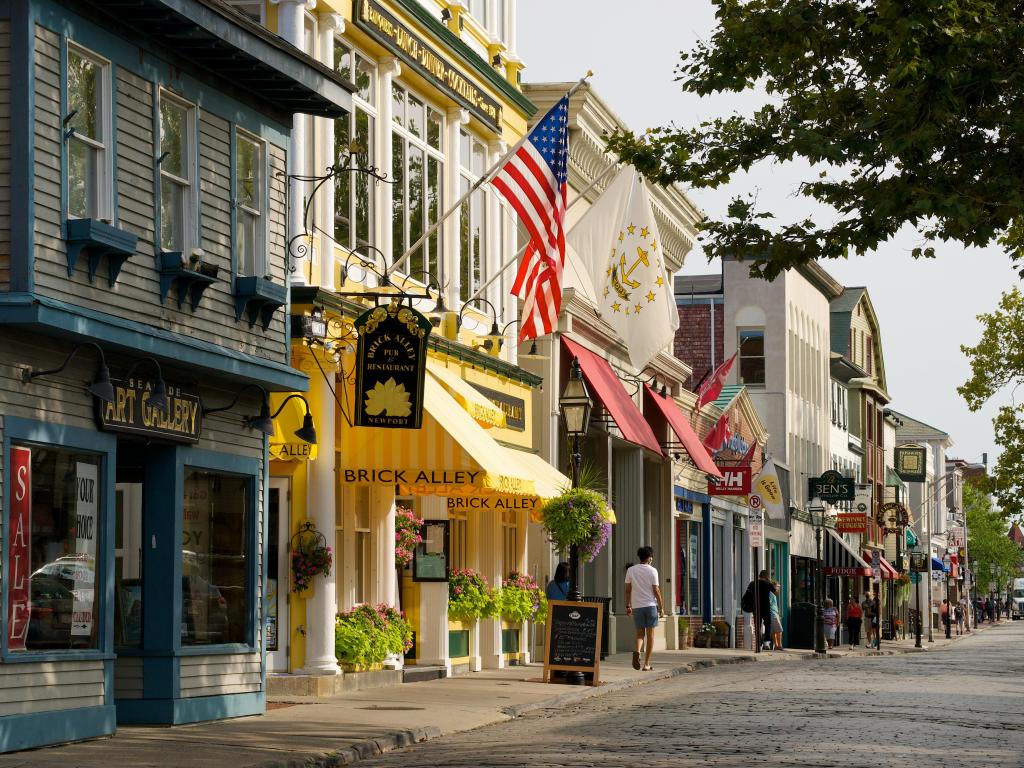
[543,600,604,685]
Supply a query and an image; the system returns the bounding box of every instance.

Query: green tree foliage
[963,484,1023,594]
[605,0,1024,279]
[959,288,1024,513]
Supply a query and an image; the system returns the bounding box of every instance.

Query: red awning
[562,337,662,454]
[642,384,721,478]
[864,550,898,580]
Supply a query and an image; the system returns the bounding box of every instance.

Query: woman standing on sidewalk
[822,599,838,649]
[845,597,862,648]
[769,581,784,650]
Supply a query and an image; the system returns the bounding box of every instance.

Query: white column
[417,496,451,672]
[446,108,469,308]
[369,486,397,607]
[298,349,341,676]
[378,58,401,275]
[506,0,518,54]
[273,0,316,285]
[485,140,505,340]
[478,510,503,669]
[318,13,344,289]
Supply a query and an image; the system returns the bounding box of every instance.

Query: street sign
[808,470,855,503]
[750,519,764,548]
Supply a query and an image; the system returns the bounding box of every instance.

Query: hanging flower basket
[290,522,332,593]
[394,505,424,567]
[541,487,612,562]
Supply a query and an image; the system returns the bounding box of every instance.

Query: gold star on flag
[634,303,642,313]
[655,275,664,286]
[646,291,656,302]
[625,307,631,315]
[618,231,624,242]
[606,266,612,277]
[612,302,621,313]
[640,226,650,238]
[651,240,658,251]
[603,286,609,298]
[627,224,636,235]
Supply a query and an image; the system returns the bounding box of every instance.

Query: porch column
[445,108,469,309]
[478,508,504,669]
[378,57,401,274]
[298,349,341,675]
[417,496,451,672]
[317,12,345,289]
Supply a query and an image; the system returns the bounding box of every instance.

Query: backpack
[741,582,755,613]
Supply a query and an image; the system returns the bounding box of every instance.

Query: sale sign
[7,447,32,650]
[708,466,751,496]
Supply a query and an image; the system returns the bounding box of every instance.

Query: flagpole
[463,160,618,308]
[391,71,594,276]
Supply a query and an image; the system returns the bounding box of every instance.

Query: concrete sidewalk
[0,627,1000,768]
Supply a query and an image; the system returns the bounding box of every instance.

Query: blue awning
[932,556,949,573]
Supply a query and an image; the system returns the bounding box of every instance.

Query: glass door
[114,482,143,648]
[266,478,289,672]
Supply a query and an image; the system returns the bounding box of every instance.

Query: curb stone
[252,657,758,768]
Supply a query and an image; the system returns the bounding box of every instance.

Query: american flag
[491,97,570,342]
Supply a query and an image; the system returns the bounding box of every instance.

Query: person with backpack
[742,570,774,651]
[845,596,862,648]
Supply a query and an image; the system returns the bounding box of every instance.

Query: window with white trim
[459,130,487,303]
[158,93,196,253]
[391,83,444,278]
[235,130,265,277]
[334,41,377,256]
[738,327,766,387]
[66,43,111,221]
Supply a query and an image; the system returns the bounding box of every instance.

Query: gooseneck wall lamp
[204,384,317,445]
[122,356,169,412]
[22,341,115,404]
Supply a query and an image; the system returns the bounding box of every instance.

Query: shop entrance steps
[403,665,448,684]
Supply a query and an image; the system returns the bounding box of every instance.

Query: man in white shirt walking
[625,546,664,671]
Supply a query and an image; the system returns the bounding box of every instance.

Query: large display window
[8,444,102,652]
[181,468,250,645]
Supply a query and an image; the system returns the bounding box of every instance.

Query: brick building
[674,274,724,390]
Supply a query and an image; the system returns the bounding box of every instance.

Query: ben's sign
[708,466,751,496]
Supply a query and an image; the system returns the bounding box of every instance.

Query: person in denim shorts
[625,546,664,671]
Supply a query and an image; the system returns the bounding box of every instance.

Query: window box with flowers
[335,603,413,672]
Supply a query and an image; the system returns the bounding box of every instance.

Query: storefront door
[267,478,289,672]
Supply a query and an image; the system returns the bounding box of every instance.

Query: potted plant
[712,619,731,648]
[540,487,613,562]
[291,535,332,593]
[499,572,547,626]
[678,617,691,648]
[447,568,497,622]
[694,622,717,648]
[335,603,413,672]
[394,505,424,568]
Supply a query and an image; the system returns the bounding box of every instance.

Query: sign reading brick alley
[353,301,432,429]
[357,0,503,130]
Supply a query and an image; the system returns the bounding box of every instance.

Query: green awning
[885,467,904,487]
[906,528,918,548]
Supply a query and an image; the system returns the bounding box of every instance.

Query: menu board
[544,600,603,684]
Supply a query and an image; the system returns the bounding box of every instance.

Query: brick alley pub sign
[808,470,855,503]
[357,0,503,130]
[96,378,201,443]
[354,301,432,429]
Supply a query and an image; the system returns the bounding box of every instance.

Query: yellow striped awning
[269,392,317,462]
[425,358,506,429]
[338,375,542,499]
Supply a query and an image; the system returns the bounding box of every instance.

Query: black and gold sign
[357,0,503,130]
[894,445,928,482]
[354,300,432,429]
[808,470,855,503]
[876,501,910,534]
[96,379,201,443]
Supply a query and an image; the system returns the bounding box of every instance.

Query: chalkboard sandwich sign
[544,600,604,685]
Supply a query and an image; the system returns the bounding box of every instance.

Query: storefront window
[391,83,444,278]
[354,489,371,604]
[450,506,468,571]
[791,556,816,604]
[712,524,725,615]
[675,518,703,616]
[501,508,518,577]
[7,445,102,652]
[181,469,250,645]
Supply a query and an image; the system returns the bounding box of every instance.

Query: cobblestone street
[358,623,1024,768]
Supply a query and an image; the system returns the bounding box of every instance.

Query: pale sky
[518,0,1015,467]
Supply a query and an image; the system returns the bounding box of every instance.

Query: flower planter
[341,662,385,673]
[695,632,715,648]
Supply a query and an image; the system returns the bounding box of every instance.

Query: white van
[1012,578,1024,620]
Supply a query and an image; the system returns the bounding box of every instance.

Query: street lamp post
[559,357,592,685]
[911,548,923,648]
[810,499,827,656]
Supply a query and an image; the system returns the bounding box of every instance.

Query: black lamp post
[911,549,923,648]
[943,553,953,638]
[810,498,827,656]
[559,357,592,603]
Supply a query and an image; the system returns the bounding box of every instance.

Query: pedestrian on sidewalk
[742,570,775,651]
[861,594,875,648]
[625,546,663,672]
[987,598,996,622]
[845,597,862,648]
[940,598,951,638]
[769,581,783,650]
[545,562,570,602]
[823,599,838,649]
[954,601,964,635]
[869,593,881,649]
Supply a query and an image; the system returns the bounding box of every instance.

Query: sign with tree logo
[353,300,432,429]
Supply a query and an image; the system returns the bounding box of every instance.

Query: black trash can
[582,596,612,660]
[788,602,816,649]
